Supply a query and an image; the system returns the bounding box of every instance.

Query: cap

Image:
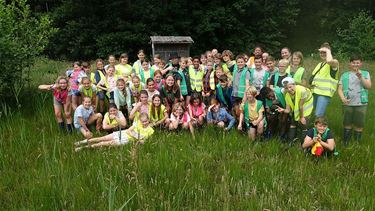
[281,77,295,86]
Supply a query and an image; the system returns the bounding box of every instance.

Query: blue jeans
[313,94,331,117]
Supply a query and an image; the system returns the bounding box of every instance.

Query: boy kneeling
[302,117,337,156]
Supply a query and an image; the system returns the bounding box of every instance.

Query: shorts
[53,97,65,106]
[343,105,367,128]
[112,130,129,145]
[247,122,257,129]
[69,89,80,96]
[97,91,107,100]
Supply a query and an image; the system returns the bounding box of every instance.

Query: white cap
[281,77,295,86]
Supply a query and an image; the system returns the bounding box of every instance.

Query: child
[66,61,85,110]
[247,46,263,69]
[38,76,73,133]
[202,60,216,106]
[74,97,103,139]
[216,74,233,111]
[277,77,314,145]
[102,103,127,133]
[269,59,290,90]
[221,50,235,76]
[178,57,192,105]
[189,56,204,94]
[207,99,235,131]
[237,86,265,141]
[262,52,269,70]
[96,65,118,101]
[250,55,269,93]
[82,62,95,84]
[337,54,371,145]
[311,42,339,117]
[286,51,307,86]
[78,77,97,110]
[265,56,279,85]
[187,92,206,127]
[115,53,132,82]
[149,94,168,128]
[74,112,154,151]
[260,87,288,140]
[302,116,337,156]
[129,90,149,126]
[153,70,164,91]
[213,53,223,70]
[128,76,146,104]
[167,102,195,139]
[160,74,181,114]
[132,49,146,76]
[105,55,116,71]
[146,78,160,102]
[113,78,132,118]
[200,54,207,71]
[280,47,291,61]
[94,59,107,113]
[139,59,155,84]
[162,52,180,77]
[152,54,161,71]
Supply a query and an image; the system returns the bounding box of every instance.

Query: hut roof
[150,36,194,44]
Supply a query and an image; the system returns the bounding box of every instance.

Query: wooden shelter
[150,36,194,62]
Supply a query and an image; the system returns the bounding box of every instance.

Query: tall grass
[0,58,374,209]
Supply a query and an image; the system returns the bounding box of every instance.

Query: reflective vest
[204,69,216,90]
[312,128,339,156]
[149,104,166,123]
[232,64,250,98]
[311,62,339,97]
[115,64,132,80]
[189,66,204,92]
[139,67,155,84]
[82,86,94,98]
[341,70,369,104]
[104,112,119,127]
[216,84,229,107]
[243,100,263,127]
[89,72,95,84]
[286,66,305,84]
[178,69,188,96]
[250,68,269,88]
[132,60,142,76]
[272,71,291,88]
[285,85,313,121]
[274,87,286,108]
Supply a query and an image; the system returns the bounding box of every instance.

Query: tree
[0,0,56,101]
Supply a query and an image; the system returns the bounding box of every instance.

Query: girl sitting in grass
[167,102,195,140]
[149,94,168,128]
[187,92,206,127]
[129,90,150,126]
[73,97,103,139]
[74,112,154,151]
[102,103,127,133]
[38,76,73,133]
[78,77,97,111]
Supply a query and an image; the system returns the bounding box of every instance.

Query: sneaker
[74,147,83,152]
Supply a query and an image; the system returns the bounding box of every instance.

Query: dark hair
[218,74,228,82]
[193,56,200,61]
[108,103,118,110]
[315,116,328,126]
[73,61,81,66]
[350,54,362,62]
[164,74,179,92]
[190,92,202,105]
[140,90,148,98]
[138,49,145,55]
[254,55,262,60]
[146,78,154,85]
[235,54,246,61]
[120,53,128,59]
[82,62,90,68]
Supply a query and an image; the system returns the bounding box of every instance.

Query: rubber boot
[58,122,65,132]
[354,131,362,142]
[287,127,297,146]
[67,124,73,134]
[343,128,352,146]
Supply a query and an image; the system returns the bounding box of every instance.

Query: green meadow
[1,58,375,210]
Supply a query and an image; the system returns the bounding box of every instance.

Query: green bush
[334,11,375,60]
[0,0,56,102]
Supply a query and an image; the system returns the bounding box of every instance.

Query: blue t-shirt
[74,105,94,128]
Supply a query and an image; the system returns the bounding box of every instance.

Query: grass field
[1,58,375,210]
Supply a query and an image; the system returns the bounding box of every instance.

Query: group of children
[39,44,371,156]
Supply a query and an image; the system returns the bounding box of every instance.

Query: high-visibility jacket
[311,62,339,97]
[286,66,305,84]
[189,66,204,92]
[341,70,369,104]
[285,85,313,121]
[232,64,250,98]
[243,100,263,127]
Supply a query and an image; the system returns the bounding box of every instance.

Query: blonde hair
[55,76,69,91]
[246,86,257,96]
[279,59,290,67]
[292,51,304,66]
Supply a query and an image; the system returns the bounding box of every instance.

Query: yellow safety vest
[311,62,339,97]
[189,66,204,92]
[285,85,313,121]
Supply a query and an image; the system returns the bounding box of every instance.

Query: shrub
[0,0,56,102]
[334,11,375,60]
